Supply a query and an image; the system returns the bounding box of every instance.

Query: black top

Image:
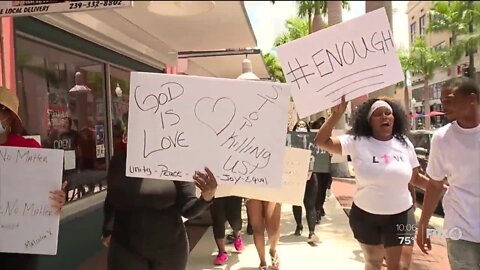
[102,153,211,258]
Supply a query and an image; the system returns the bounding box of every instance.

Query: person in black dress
[101,152,217,270]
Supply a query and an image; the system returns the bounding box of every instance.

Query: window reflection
[110,67,129,156]
[16,37,107,203]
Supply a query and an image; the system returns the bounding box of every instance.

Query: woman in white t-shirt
[315,96,428,270]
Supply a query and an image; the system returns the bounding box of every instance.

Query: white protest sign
[0,146,63,255]
[215,147,311,205]
[0,1,133,18]
[276,8,403,118]
[127,72,290,188]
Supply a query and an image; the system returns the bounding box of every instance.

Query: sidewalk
[80,177,450,270]
[187,192,364,269]
[331,178,451,270]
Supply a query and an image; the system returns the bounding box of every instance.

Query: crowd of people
[99,76,478,270]
[0,76,478,270]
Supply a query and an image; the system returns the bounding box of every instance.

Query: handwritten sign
[287,131,331,173]
[0,1,133,18]
[215,147,311,205]
[276,8,403,118]
[0,146,63,255]
[126,72,290,188]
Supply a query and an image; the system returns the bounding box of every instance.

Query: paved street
[185,177,450,269]
[188,190,364,269]
[80,177,450,270]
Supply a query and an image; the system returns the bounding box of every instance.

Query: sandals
[258,252,280,270]
[271,252,280,270]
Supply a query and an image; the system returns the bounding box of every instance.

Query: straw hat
[0,87,23,134]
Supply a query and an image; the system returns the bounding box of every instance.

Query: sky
[244,1,409,53]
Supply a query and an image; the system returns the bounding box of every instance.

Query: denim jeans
[447,239,480,270]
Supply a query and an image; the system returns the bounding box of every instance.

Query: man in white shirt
[417,77,480,270]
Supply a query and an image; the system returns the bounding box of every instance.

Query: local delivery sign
[0,1,132,17]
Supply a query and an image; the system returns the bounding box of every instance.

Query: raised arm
[315,96,348,155]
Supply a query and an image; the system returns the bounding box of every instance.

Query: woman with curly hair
[315,96,429,270]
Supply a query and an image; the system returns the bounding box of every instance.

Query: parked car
[408,130,445,216]
[408,130,433,175]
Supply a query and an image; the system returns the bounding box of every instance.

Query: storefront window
[16,36,107,203]
[110,67,129,156]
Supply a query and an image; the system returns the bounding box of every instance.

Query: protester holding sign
[101,151,217,270]
[0,87,66,270]
[291,121,320,244]
[315,96,429,270]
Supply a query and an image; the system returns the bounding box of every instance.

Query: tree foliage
[263,53,285,83]
[405,38,448,80]
[428,1,480,66]
[273,17,310,47]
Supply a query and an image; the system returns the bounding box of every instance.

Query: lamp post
[237,58,260,80]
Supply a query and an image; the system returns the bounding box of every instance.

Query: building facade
[407,1,480,129]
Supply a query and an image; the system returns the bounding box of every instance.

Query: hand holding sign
[193,167,218,202]
[331,95,348,117]
[0,146,64,255]
[48,181,67,215]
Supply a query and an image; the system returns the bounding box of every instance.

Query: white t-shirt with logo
[339,135,419,215]
[426,122,480,243]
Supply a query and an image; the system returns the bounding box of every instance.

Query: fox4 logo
[427,227,463,240]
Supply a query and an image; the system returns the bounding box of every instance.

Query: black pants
[293,174,318,233]
[210,196,243,239]
[108,238,188,270]
[315,172,332,214]
[0,253,38,270]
